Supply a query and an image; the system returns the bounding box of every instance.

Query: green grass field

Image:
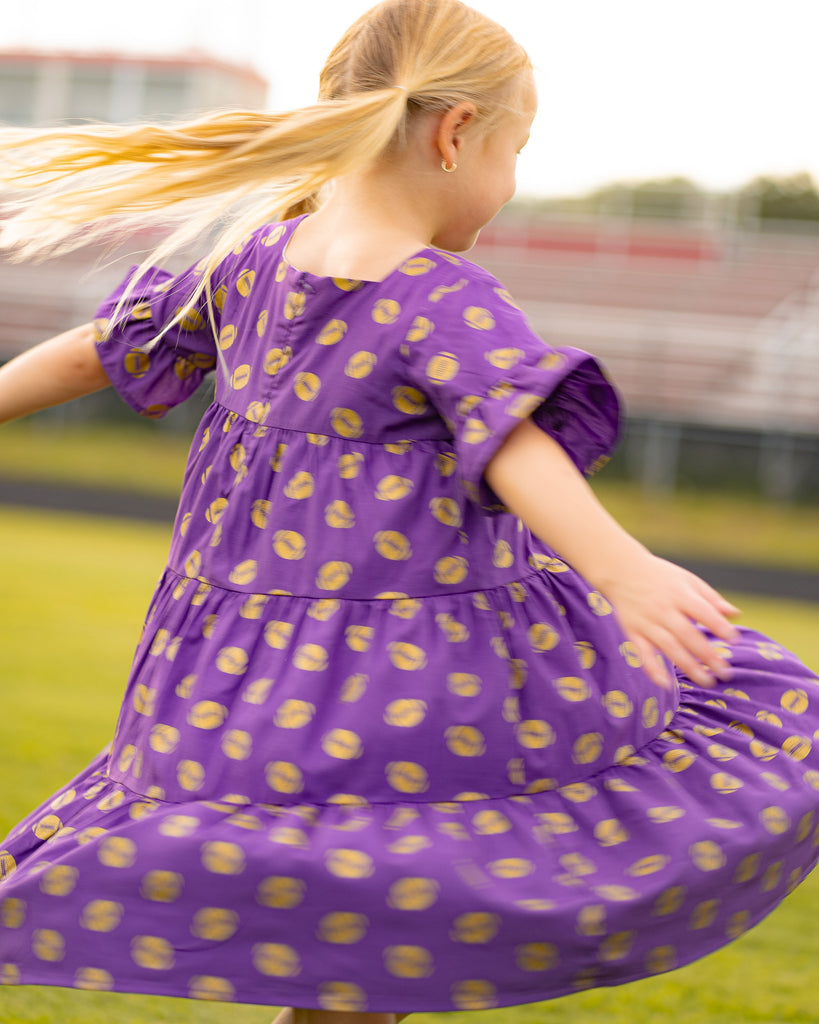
[0,507,818,1024]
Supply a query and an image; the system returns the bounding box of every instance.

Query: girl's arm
[486,417,740,690]
[0,323,110,425]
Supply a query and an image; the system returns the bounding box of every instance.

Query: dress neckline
[280,213,443,287]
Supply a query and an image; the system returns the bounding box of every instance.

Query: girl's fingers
[630,635,673,690]
[631,609,732,687]
[642,625,719,689]
[682,595,740,654]
[689,573,741,622]
[664,611,734,680]
[666,571,740,646]
[719,597,741,617]
[613,561,742,691]
[697,610,740,646]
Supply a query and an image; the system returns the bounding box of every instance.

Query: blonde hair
[0,0,529,321]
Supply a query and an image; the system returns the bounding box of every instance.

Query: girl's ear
[436,101,478,168]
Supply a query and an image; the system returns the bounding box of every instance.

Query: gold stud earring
[441,160,457,173]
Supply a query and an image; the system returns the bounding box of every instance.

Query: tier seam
[164,564,550,602]
[209,399,453,446]
[105,714,680,812]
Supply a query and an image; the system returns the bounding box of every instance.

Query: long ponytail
[0,86,409,258]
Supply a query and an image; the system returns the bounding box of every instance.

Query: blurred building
[0,49,267,126]
[0,49,268,361]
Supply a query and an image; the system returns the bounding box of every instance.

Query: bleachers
[473,218,819,435]
[0,237,178,356]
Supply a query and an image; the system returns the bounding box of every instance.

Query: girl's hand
[595,552,740,690]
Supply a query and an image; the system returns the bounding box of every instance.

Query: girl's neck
[284,167,440,283]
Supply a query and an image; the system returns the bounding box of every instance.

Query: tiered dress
[1,215,818,1013]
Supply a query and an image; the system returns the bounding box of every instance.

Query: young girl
[1,2,817,1022]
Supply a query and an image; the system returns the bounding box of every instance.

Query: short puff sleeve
[94,263,219,419]
[403,270,620,510]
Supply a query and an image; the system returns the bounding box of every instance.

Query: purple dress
[1,216,818,1013]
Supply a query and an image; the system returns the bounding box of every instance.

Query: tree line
[513,173,819,224]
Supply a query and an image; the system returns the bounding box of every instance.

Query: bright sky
[4,0,819,197]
